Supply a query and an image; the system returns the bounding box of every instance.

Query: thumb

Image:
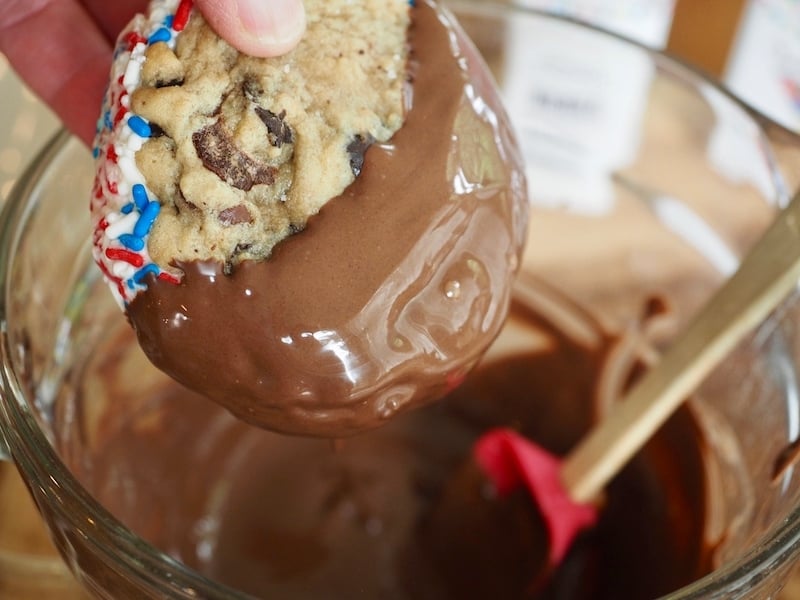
[194,0,305,58]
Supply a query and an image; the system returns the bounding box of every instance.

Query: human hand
[0,0,305,146]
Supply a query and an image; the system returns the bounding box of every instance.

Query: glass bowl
[4,1,800,598]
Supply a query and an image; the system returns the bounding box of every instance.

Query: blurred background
[0,0,799,597]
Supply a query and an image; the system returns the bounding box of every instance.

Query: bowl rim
[0,134,252,599]
[2,2,800,598]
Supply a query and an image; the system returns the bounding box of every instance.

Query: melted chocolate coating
[128,1,529,436]
[74,301,713,599]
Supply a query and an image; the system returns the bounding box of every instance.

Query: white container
[725,0,800,133]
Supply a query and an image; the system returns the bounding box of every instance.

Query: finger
[194,0,305,57]
[0,0,112,146]
[77,0,149,43]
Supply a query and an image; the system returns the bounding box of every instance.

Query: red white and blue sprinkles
[93,0,414,307]
[91,0,192,307]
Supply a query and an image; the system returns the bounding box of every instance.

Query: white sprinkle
[126,133,144,153]
[111,261,136,279]
[117,155,141,187]
[105,212,140,239]
[123,58,142,88]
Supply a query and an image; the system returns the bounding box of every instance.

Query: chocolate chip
[192,121,276,191]
[218,205,253,226]
[347,134,374,177]
[176,190,198,213]
[243,79,263,102]
[225,242,255,274]
[255,107,294,148]
[154,77,184,88]
[149,122,166,137]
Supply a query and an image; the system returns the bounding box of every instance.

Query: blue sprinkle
[133,263,160,284]
[121,203,134,215]
[128,115,152,138]
[127,278,136,290]
[133,201,161,238]
[148,27,171,45]
[104,110,113,130]
[163,15,174,28]
[92,146,101,159]
[118,234,145,251]
[132,184,149,210]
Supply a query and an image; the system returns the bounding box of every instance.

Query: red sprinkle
[98,218,109,230]
[106,145,118,163]
[158,271,181,285]
[113,106,127,126]
[173,0,193,31]
[108,180,118,195]
[124,31,147,51]
[106,248,145,267]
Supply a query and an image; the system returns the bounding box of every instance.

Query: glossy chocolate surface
[128,1,529,436]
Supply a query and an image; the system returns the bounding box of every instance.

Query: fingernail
[237,0,305,44]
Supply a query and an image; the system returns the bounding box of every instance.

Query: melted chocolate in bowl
[69,283,715,600]
[127,0,529,437]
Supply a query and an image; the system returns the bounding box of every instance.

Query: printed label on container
[725,0,800,133]
[499,12,656,214]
